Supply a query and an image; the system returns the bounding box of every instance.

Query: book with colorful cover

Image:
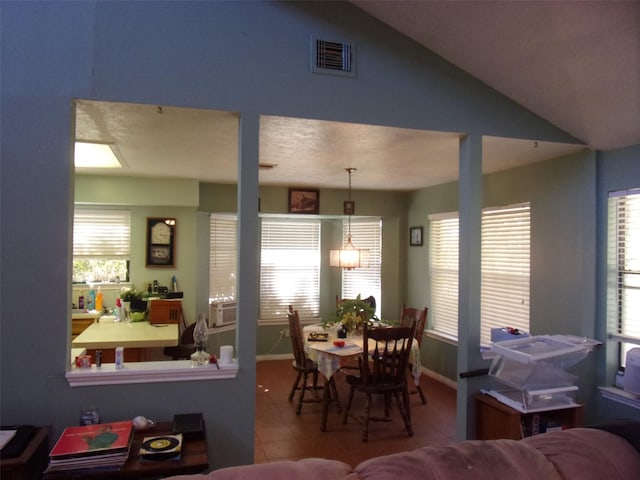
[49,420,134,460]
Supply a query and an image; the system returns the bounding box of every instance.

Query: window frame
[259,217,321,321]
[607,188,640,366]
[72,208,131,284]
[341,218,383,318]
[428,203,531,346]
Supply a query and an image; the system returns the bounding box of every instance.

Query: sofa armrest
[523,427,640,480]
[356,438,562,480]
[164,458,356,480]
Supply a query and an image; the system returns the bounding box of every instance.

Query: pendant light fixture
[330,168,366,270]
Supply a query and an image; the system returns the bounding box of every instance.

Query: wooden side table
[0,426,50,480]
[475,393,584,440]
[44,421,209,479]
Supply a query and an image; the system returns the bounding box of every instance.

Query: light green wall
[407,151,605,421]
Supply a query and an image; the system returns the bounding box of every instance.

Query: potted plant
[119,287,147,312]
[324,294,378,334]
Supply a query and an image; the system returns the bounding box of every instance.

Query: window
[428,212,459,339]
[428,203,531,345]
[209,214,237,302]
[73,208,130,283]
[260,218,321,320]
[341,218,382,316]
[607,189,640,366]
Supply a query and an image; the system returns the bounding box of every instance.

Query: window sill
[599,386,640,410]
[425,329,458,346]
[65,360,238,387]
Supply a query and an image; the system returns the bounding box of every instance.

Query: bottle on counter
[78,295,84,309]
[115,297,123,322]
[87,288,96,310]
[95,287,103,312]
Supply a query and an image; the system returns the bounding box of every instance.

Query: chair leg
[342,385,356,424]
[329,377,341,412]
[289,370,302,402]
[362,393,372,442]
[296,371,309,415]
[416,383,427,405]
[395,389,413,437]
[408,364,427,405]
[310,370,322,401]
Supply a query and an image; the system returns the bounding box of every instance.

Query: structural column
[236,111,260,460]
[456,133,484,440]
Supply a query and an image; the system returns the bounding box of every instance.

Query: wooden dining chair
[287,306,340,415]
[400,305,428,404]
[342,320,417,442]
[162,305,196,360]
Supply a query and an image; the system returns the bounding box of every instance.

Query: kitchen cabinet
[71,318,94,340]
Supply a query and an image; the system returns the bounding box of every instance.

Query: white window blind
[429,213,459,339]
[260,218,320,320]
[480,204,530,345]
[209,214,237,302]
[73,209,130,259]
[342,219,382,316]
[429,203,531,345]
[607,189,640,365]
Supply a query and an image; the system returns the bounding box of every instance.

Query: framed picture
[288,188,319,214]
[343,200,355,215]
[409,226,423,246]
[146,217,176,267]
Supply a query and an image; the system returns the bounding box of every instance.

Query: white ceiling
[352,0,640,152]
[75,1,638,191]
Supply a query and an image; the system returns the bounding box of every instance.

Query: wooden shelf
[475,393,583,440]
[0,426,50,480]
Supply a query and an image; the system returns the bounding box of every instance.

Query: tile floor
[255,358,457,465]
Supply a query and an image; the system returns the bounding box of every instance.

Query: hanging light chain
[345,168,356,237]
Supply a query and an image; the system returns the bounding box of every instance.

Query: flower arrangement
[119,287,144,302]
[325,294,378,333]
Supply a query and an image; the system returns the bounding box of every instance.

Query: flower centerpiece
[119,287,147,314]
[324,294,378,333]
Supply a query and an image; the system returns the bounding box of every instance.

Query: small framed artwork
[409,226,423,246]
[288,188,319,214]
[146,217,176,267]
[343,200,355,215]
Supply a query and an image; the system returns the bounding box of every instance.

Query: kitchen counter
[72,319,178,349]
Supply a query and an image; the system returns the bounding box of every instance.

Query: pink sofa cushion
[523,428,640,480]
[355,438,562,480]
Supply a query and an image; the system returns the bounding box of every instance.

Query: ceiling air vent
[311,36,356,77]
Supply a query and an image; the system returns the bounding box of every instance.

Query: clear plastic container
[485,386,578,413]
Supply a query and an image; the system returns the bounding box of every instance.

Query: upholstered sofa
[167,424,640,480]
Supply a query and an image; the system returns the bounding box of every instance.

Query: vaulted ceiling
[75,1,638,191]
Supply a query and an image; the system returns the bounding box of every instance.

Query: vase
[350,327,363,337]
[337,325,348,339]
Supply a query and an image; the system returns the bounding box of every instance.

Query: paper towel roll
[220,345,234,364]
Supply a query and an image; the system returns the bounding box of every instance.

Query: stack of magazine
[45,420,134,473]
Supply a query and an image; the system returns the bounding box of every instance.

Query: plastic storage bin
[486,335,598,412]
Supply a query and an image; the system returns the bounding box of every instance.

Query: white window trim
[66,360,238,387]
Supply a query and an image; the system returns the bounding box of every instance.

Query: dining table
[303,323,421,431]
